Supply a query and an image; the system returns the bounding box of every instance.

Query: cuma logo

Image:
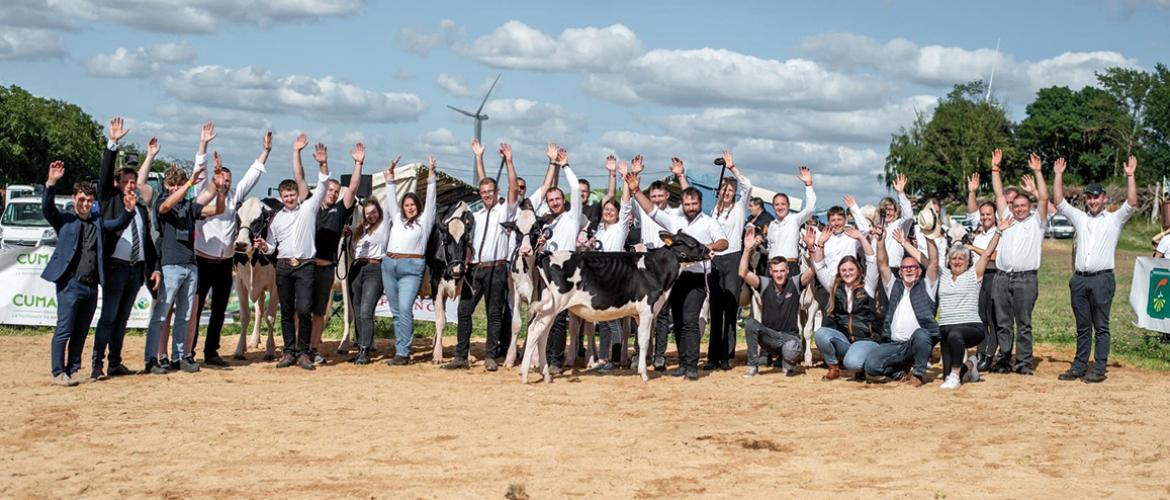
[13,294,56,308]
[1148,268,1170,319]
[16,253,50,265]
[135,298,150,310]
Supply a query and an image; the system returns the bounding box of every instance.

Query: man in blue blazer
[41,160,135,387]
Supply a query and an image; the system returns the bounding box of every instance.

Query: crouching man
[738,225,814,377]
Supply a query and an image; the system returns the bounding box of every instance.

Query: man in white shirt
[536,144,582,374]
[1053,156,1138,383]
[765,165,816,274]
[989,148,1049,375]
[965,173,1001,372]
[865,227,939,386]
[445,140,520,371]
[706,150,752,371]
[628,164,728,380]
[254,161,331,371]
[630,158,684,371]
[189,129,269,367]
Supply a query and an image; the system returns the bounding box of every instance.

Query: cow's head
[234,197,281,253]
[433,201,473,279]
[502,205,544,259]
[660,230,710,262]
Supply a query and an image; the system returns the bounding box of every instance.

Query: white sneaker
[940,373,961,389]
[962,359,980,383]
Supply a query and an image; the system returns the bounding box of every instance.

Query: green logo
[1148,268,1170,319]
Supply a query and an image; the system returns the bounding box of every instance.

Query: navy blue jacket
[40,184,133,286]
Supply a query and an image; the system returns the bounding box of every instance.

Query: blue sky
[2,0,1168,203]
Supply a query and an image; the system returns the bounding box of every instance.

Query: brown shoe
[822,365,841,381]
[296,354,316,371]
[906,374,924,387]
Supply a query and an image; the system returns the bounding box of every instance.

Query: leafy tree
[1096,67,1154,177]
[1016,85,1128,184]
[0,85,104,188]
[1143,64,1170,182]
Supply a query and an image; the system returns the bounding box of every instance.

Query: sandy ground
[2,334,1169,499]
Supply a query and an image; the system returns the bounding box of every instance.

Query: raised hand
[471,138,484,157]
[293,133,308,151]
[262,130,273,151]
[144,138,159,158]
[1125,155,1137,176]
[555,147,568,166]
[721,150,735,169]
[843,194,856,208]
[631,154,644,174]
[967,173,980,193]
[546,143,559,162]
[991,148,1003,171]
[350,143,365,165]
[123,190,138,211]
[892,173,907,193]
[427,155,437,174]
[212,151,223,172]
[670,157,685,177]
[997,214,1014,232]
[802,226,817,249]
[386,155,401,180]
[499,143,513,162]
[191,166,207,186]
[623,172,641,192]
[892,228,907,245]
[1021,174,1036,194]
[1028,152,1042,172]
[1053,157,1066,175]
[843,227,863,240]
[798,165,812,187]
[107,117,129,143]
[605,154,617,173]
[313,143,328,165]
[47,160,65,185]
[200,121,216,145]
[816,225,832,245]
[618,160,629,177]
[744,225,759,248]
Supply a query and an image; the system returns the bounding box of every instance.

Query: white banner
[1129,256,1170,333]
[374,294,459,324]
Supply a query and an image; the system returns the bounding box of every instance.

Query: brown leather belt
[474,260,507,268]
[355,257,382,264]
[277,258,310,267]
[386,252,424,259]
[313,258,336,266]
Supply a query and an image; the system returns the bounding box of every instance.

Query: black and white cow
[519,231,712,383]
[500,203,544,368]
[423,201,474,363]
[232,197,282,360]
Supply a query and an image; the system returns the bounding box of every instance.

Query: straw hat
[916,207,943,240]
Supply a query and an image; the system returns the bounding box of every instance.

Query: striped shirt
[937,266,982,326]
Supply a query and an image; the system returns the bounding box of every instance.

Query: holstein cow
[232,197,281,360]
[519,231,712,384]
[424,201,474,363]
[500,203,545,368]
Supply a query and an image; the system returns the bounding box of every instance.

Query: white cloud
[462,21,642,72]
[435,73,471,97]
[83,43,196,78]
[0,27,65,60]
[159,65,426,123]
[148,42,196,64]
[0,0,364,34]
[799,32,1138,101]
[397,18,461,56]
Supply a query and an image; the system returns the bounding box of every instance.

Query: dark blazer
[98,147,158,286]
[40,184,133,286]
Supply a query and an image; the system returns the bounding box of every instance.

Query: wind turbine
[447,73,501,144]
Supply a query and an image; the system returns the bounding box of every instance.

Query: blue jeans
[52,278,99,376]
[145,264,198,362]
[863,328,934,379]
[813,327,878,372]
[382,257,425,358]
[93,260,143,368]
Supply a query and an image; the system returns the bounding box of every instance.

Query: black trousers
[672,272,708,371]
[546,310,571,367]
[455,264,508,360]
[349,260,383,349]
[1069,271,1115,376]
[194,256,234,358]
[276,261,315,355]
[706,251,742,365]
[940,322,985,376]
[93,259,143,368]
[975,270,998,362]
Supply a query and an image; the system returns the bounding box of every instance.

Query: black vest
[824,284,878,341]
[760,277,800,333]
[881,279,938,341]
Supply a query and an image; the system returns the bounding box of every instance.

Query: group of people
[40,116,1138,389]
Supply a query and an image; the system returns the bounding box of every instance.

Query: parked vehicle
[0,196,75,248]
[1046,214,1075,239]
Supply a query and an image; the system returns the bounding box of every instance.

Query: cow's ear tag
[659,231,673,246]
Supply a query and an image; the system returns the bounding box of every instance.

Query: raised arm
[42,161,66,230]
[671,157,688,191]
[231,131,270,204]
[795,166,816,223]
[976,216,1010,280]
[160,163,202,215]
[472,138,486,183]
[739,226,762,289]
[990,148,1007,215]
[876,224,892,287]
[604,155,617,203]
[966,172,980,215]
[304,164,331,215]
[503,143,518,206]
[1051,157,1067,207]
[723,150,753,208]
[1125,155,1138,208]
[560,149,582,224]
[891,173,912,219]
[382,156,401,221]
[423,156,438,229]
[341,142,363,209]
[194,122,214,194]
[1029,153,1049,222]
[844,194,872,232]
[137,137,158,205]
[292,133,310,200]
[101,117,128,202]
[924,234,939,284]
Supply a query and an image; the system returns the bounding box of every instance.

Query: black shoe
[275,353,296,369]
[88,367,106,382]
[1014,365,1035,376]
[149,362,168,375]
[385,355,409,366]
[1084,372,1107,384]
[596,361,616,373]
[1058,370,1085,381]
[785,368,801,377]
[550,364,566,375]
[719,360,732,371]
[485,358,499,372]
[684,368,699,381]
[669,367,688,378]
[180,357,200,373]
[311,350,326,365]
[443,358,470,370]
[353,348,370,365]
[989,363,1011,374]
[108,364,132,377]
[297,354,316,370]
[158,357,173,370]
[701,362,718,371]
[976,359,993,373]
[204,355,229,367]
[652,357,667,372]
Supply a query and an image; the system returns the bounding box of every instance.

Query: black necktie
[130,208,141,264]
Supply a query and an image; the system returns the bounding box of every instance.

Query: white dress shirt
[544,166,583,253]
[111,209,147,263]
[386,173,437,255]
[648,207,725,274]
[353,220,390,259]
[815,254,878,313]
[470,201,517,263]
[997,211,1046,272]
[194,153,266,259]
[766,185,816,260]
[1058,200,1133,273]
[1158,235,1170,256]
[820,229,862,279]
[264,172,330,260]
[884,276,938,342]
[634,202,681,249]
[966,212,997,270]
[594,198,632,252]
[711,172,752,255]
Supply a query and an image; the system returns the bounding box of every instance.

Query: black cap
[1085,183,1106,196]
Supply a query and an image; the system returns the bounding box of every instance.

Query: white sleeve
[420,174,438,230]
[1056,199,1086,228]
[863,254,879,296]
[232,159,267,206]
[850,204,872,232]
[648,207,679,234]
[564,166,582,231]
[384,178,400,222]
[195,153,210,192]
[796,185,816,223]
[897,192,914,220]
[814,259,833,290]
[304,171,330,215]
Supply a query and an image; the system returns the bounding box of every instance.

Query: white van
[0,196,75,248]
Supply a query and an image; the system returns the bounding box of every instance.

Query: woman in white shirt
[810,226,880,380]
[920,216,1007,389]
[380,156,438,366]
[588,158,633,371]
[349,193,391,365]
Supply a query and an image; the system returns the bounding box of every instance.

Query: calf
[231,197,281,360]
[424,201,473,363]
[519,231,711,383]
[500,204,544,368]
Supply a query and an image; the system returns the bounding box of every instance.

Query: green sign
[1148,268,1170,319]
